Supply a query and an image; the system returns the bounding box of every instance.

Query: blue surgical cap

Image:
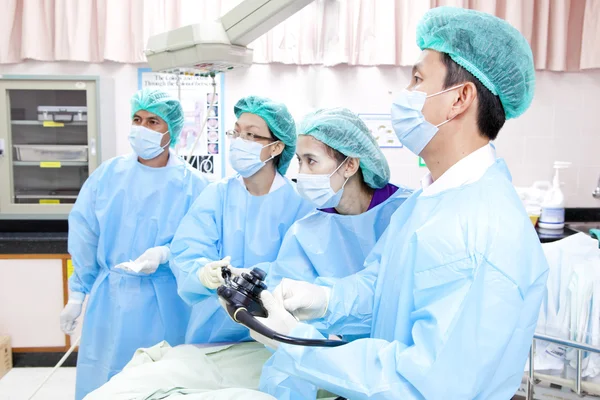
[234,96,296,175]
[131,88,184,147]
[298,108,390,189]
[416,6,536,119]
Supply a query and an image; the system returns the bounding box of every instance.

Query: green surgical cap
[416,6,536,119]
[131,88,184,147]
[298,108,390,189]
[234,96,296,175]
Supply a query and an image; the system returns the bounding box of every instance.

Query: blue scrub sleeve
[272,257,548,399]
[67,172,102,295]
[170,183,223,305]
[307,229,389,337]
[260,224,318,290]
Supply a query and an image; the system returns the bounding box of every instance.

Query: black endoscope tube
[234,308,348,348]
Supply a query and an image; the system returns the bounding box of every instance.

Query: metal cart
[523,333,600,399]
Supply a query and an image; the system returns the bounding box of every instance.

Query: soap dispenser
[538,161,571,230]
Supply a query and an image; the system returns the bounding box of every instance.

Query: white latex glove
[116,246,170,274]
[133,246,170,274]
[250,291,299,349]
[60,292,85,335]
[218,296,232,317]
[197,256,251,289]
[273,278,331,321]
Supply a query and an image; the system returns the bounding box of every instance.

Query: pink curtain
[0,0,181,64]
[247,0,600,71]
[0,0,598,71]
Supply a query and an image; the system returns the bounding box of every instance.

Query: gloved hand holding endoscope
[249,291,299,349]
[198,256,251,289]
[217,266,347,348]
[273,278,331,321]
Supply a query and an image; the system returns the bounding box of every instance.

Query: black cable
[234,308,348,348]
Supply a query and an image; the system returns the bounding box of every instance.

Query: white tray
[37,106,88,122]
[13,145,88,162]
[15,190,79,200]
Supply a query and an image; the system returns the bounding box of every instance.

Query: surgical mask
[129,125,170,160]
[229,138,279,178]
[297,158,349,208]
[391,84,464,155]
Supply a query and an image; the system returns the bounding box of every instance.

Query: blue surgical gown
[169,175,313,344]
[269,159,550,400]
[258,186,412,400]
[68,154,209,400]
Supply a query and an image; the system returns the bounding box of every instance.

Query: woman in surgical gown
[255,108,412,399]
[62,88,210,400]
[170,95,313,344]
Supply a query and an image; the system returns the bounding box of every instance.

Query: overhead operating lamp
[144,0,314,76]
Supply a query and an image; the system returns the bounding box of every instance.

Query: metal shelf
[11,120,87,126]
[13,161,88,167]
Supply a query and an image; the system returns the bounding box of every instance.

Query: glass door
[0,79,98,216]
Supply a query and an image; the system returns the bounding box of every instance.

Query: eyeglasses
[226,130,275,142]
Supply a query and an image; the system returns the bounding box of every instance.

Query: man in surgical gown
[250,7,550,400]
[61,88,210,400]
[170,95,313,345]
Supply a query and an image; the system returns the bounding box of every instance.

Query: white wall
[226,64,600,208]
[2,61,599,207]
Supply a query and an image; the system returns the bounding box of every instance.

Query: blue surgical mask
[229,138,279,178]
[129,125,170,160]
[296,158,349,208]
[391,84,464,155]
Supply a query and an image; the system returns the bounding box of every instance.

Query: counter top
[0,232,68,240]
[536,227,578,243]
[0,226,580,254]
[0,220,68,254]
[0,232,68,254]
[0,209,598,255]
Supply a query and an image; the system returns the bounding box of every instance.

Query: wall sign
[138,68,226,178]
[358,114,403,149]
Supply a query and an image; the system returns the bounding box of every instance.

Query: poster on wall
[358,114,403,148]
[138,68,224,178]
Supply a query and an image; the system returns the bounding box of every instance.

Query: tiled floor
[0,367,76,400]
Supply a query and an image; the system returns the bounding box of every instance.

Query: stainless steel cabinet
[0,77,99,217]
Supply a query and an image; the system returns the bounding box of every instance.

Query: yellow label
[40,161,61,168]
[39,199,60,204]
[43,121,65,127]
[67,259,74,278]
